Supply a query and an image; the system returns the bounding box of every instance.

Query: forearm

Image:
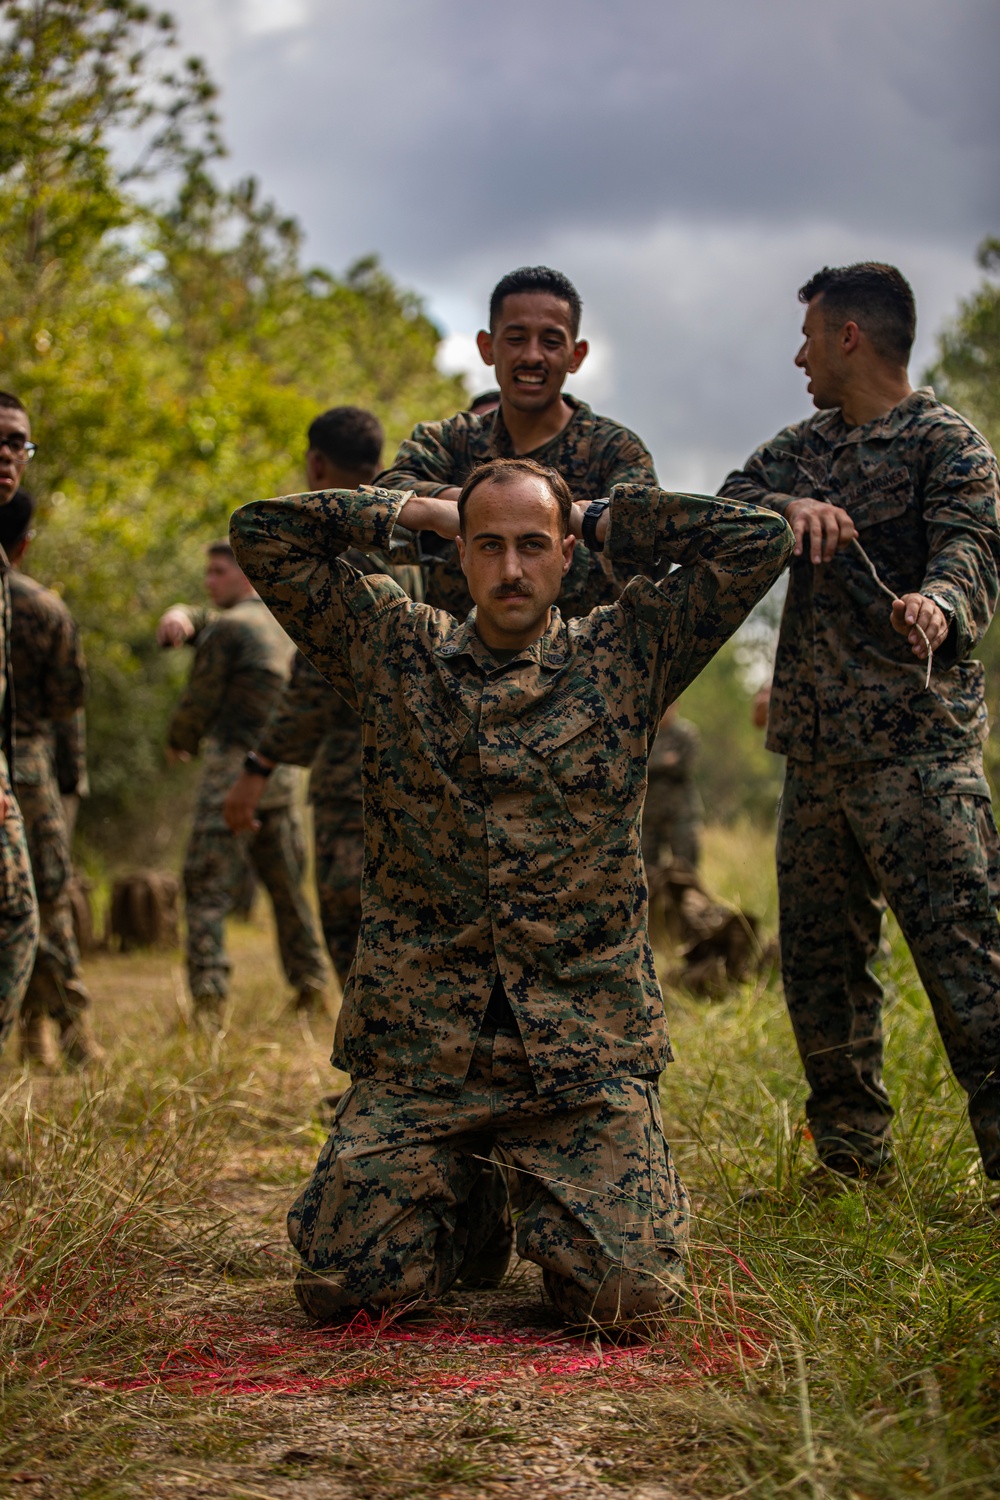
[921,541,1000,660]
[718,468,798,516]
[230,488,411,706]
[614,486,794,709]
[719,430,805,517]
[607,484,790,577]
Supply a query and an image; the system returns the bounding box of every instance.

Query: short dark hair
[307,406,384,471]
[457,457,573,537]
[207,540,235,560]
[799,263,916,365]
[468,390,501,414]
[489,267,582,339]
[0,392,27,414]
[0,488,34,550]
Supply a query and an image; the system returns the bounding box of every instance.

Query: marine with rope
[721,261,1000,1192]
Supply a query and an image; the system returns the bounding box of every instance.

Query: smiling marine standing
[378,264,657,617]
[721,262,1000,1191]
[230,456,792,1329]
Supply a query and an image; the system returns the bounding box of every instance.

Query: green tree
[0,2,465,862]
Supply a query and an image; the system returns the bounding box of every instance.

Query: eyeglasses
[0,434,36,460]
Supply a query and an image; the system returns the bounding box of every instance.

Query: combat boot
[192,994,225,1033]
[291,984,329,1016]
[59,1011,106,1069]
[19,1010,60,1071]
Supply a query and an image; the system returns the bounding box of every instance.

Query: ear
[476,329,495,367]
[456,533,468,573]
[305,449,324,489]
[840,321,862,356]
[561,533,576,577]
[567,338,589,374]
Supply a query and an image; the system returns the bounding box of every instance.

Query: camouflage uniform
[168,599,328,1010]
[721,388,1000,1176]
[231,480,791,1324]
[641,716,703,870]
[8,571,93,1051]
[259,652,363,989]
[0,545,39,1053]
[379,395,657,617]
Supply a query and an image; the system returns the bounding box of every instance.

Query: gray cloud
[168,0,998,484]
[175,0,999,271]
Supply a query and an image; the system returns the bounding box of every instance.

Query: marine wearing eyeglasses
[0,391,41,1055]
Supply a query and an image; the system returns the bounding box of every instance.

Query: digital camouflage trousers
[313,809,363,991]
[289,1015,689,1330]
[778,753,1000,1177]
[0,759,39,1054]
[183,801,328,1004]
[15,771,92,1026]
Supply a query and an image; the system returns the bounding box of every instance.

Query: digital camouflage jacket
[230,483,792,1096]
[720,389,1000,763]
[167,598,298,808]
[8,571,86,788]
[259,651,363,823]
[378,395,657,619]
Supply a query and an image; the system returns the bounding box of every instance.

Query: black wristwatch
[582,499,610,554]
[244,751,273,778]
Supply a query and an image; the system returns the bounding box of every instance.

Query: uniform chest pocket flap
[846,476,912,531]
[918,764,1000,922]
[510,696,633,827]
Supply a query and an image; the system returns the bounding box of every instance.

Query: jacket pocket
[511,697,634,832]
[919,764,1000,922]
[847,478,912,531]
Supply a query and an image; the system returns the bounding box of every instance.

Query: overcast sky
[169,0,999,489]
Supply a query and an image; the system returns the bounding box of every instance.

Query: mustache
[491,582,534,600]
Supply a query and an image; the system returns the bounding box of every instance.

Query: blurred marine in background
[721,262,1000,1192]
[224,406,418,996]
[641,703,703,872]
[0,487,101,1069]
[0,392,40,1056]
[158,542,329,1027]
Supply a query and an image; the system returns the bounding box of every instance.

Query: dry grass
[2,842,1000,1499]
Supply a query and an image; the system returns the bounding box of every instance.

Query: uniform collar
[812,386,936,446]
[434,607,570,673]
[487,394,592,459]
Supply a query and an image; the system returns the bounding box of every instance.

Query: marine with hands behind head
[230,450,792,1331]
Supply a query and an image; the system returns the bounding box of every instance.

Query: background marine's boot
[192,993,225,1032]
[291,983,329,1016]
[19,1009,60,1071]
[59,1010,106,1069]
